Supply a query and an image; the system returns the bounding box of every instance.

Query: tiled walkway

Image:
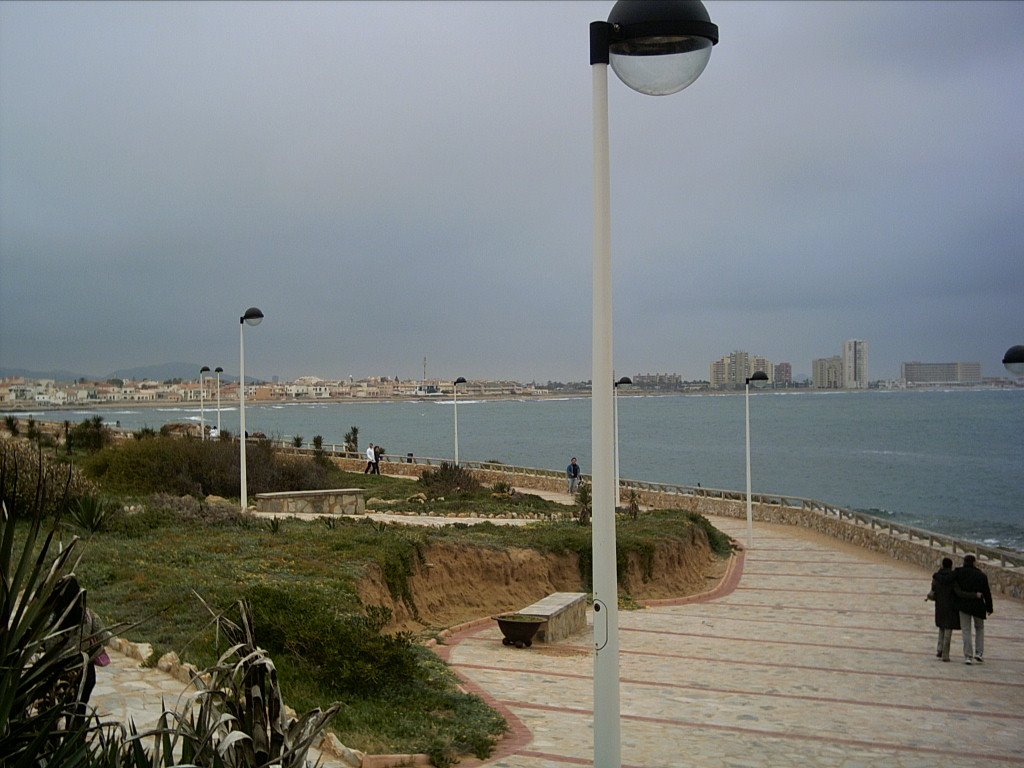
[443,516,1024,767]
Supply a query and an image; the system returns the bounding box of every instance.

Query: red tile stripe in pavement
[693,599,1024,625]
[742,571,927,582]
[499,700,1024,765]
[456,633,1024,689]
[737,589,942,602]
[637,609,1024,644]
[450,661,1023,721]
[620,624,1021,660]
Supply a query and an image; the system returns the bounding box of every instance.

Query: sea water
[16,388,1023,550]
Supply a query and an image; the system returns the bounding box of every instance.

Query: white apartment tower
[842,339,869,389]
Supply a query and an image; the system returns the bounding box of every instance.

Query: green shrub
[0,438,95,520]
[246,585,422,699]
[82,436,332,499]
[418,463,481,499]
[68,416,112,453]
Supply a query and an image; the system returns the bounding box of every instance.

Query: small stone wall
[255,488,365,516]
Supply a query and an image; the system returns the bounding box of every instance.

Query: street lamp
[453,377,466,465]
[590,3,717,765]
[199,366,210,440]
[1003,345,1024,378]
[214,367,224,435]
[239,307,264,511]
[744,370,769,548]
[614,376,632,506]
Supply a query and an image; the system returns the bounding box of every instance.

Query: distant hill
[1,362,238,384]
[0,367,90,382]
[107,362,214,382]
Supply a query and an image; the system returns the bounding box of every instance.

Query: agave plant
[0,497,93,766]
[65,496,113,534]
[128,599,341,768]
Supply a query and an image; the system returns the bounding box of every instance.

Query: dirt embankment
[358,525,726,633]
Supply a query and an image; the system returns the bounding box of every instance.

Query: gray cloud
[2,1,1021,382]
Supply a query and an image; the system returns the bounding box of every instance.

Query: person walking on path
[373,444,383,475]
[929,557,960,662]
[566,457,582,495]
[364,444,376,474]
[954,554,993,664]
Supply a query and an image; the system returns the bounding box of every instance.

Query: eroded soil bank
[358,525,727,633]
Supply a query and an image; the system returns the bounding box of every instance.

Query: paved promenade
[90,506,1024,767]
[443,514,1024,767]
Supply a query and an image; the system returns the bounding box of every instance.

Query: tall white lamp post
[199,366,210,440]
[1003,345,1024,379]
[614,376,631,506]
[214,367,224,435]
[239,307,264,511]
[744,370,769,548]
[453,377,466,465]
[591,3,717,765]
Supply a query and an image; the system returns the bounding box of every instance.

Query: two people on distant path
[566,457,582,495]
[954,554,993,664]
[929,554,993,664]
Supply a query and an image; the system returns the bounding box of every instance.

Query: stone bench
[519,592,588,643]
[254,488,365,517]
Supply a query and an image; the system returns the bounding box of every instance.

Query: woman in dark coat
[930,557,960,662]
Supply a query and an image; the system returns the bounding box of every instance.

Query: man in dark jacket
[930,557,960,662]
[954,554,994,665]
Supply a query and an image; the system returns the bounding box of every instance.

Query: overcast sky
[1,1,1021,383]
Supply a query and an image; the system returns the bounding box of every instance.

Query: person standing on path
[929,557,960,662]
[364,444,376,474]
[566,457,582,494]
[954,554,993,664]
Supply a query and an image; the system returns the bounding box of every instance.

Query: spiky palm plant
[130,599,341,768]
[0,494,92,765]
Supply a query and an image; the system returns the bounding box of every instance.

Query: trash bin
[406,453,414,463]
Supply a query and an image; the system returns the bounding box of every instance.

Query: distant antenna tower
[423,357,427,383]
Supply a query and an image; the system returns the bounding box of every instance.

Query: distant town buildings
[900,362,981,386]
[632,373,682,389]
[0,375,539,407]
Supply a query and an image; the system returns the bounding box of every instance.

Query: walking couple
[364,443,382,474]
[930,554,993,664]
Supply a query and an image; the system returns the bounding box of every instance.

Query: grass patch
[7,434,730,766]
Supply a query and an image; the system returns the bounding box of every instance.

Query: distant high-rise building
[842,340,869,389]
[710,351,773,388]
[901,362,981,385]
[775,362,792,385]
[812,356,843,389]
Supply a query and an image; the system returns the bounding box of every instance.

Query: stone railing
[274,445,1024,600]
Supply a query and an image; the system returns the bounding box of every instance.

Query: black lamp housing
[591,0,719,65]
